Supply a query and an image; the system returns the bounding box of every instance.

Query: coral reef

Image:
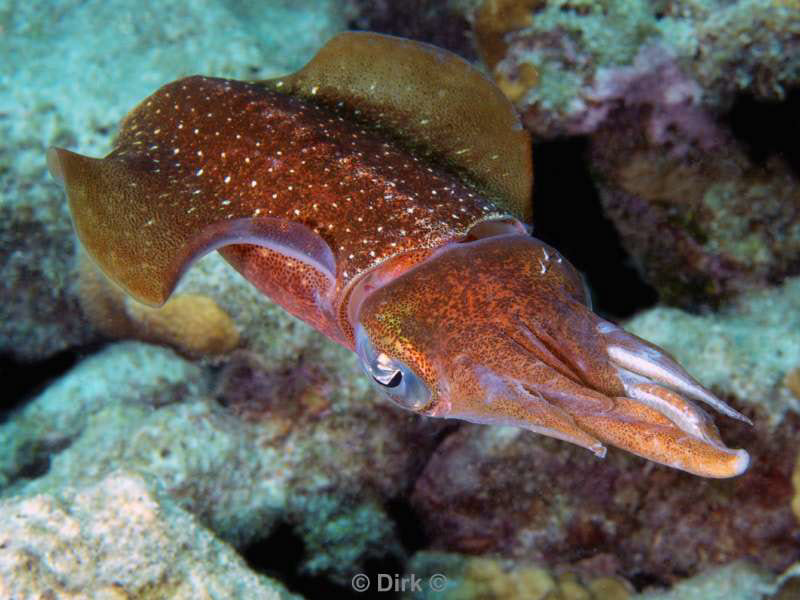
[468,0,800,137]
[79,255,240,357]
[411,420,799,585]
[0,470,299,599]
[407,551,633,599]
[625,276,800,423]
[405,552,787,599]
[2,0,799,597]
[0,342,208,490]
[589,109,800,307]
[0,191,90,361]
[351,0,476,60]
[787,368,800,402]
[793,448,800,523]
[636,561,774,600]
[0,340,445,581]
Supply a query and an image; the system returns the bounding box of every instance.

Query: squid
[47,32,750,477]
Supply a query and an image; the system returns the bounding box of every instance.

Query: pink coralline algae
[567,45,724,154]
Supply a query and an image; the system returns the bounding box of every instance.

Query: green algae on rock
[0,339,445,580]
[468,0,800,138]
[624,276,800,424]
[0,342,208,491]
[462,0,800,307]
[589,111,800,309]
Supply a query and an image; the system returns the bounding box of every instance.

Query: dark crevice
[385,498,430,555]
[242,522,403,599]
[725,88,800,177]
[241,496,432,599]
[242,523,304,577]
[15,453,52,481]
[360,554,407,600]
[241,523,347,598]
[627,570,671,593]
[530,138,659,320]
[0,348,83,424]
[348,1,477,61]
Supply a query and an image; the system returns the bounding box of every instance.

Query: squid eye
[355,326,431,412]
[373,369,402,388]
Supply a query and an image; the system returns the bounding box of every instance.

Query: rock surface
[469,0,800,138]
[0,340,445,583]
[2,1,799,598]
[0,470,300,599]
[465,0,800,307]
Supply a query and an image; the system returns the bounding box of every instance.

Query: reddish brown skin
[130,77,505,331]
[53,75,510,346]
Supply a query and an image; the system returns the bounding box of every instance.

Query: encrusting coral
[472,0,543,102]
[786,368,800,402]
[408,551,633,600]
[78,252,239,357]
[468,0,800,138]
[589,120,800,307]
[0,470,300,600]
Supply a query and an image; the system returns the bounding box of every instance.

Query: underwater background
[1,0,800,598]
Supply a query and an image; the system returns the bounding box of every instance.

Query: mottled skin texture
[359,235,749,477]
[50,32,750,477]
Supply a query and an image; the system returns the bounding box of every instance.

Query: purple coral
[571,45,724,154]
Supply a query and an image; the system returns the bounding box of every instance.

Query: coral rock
[127,294,240,356]
[793,446,800,523]
[407,551,632,600]
[79,255,239,357]
[637,561,773,600]
[460,0,800,307]
[465,0,800,138]
[786,368,800,402]
[1,338,446,582]
[0,470,299,599]
[589,115,800,308]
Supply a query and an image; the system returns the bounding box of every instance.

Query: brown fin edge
[266,31,533,221]
[49,147,337,309]
[48,147,175,306]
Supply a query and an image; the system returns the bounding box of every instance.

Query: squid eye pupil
[374,370,403,388]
